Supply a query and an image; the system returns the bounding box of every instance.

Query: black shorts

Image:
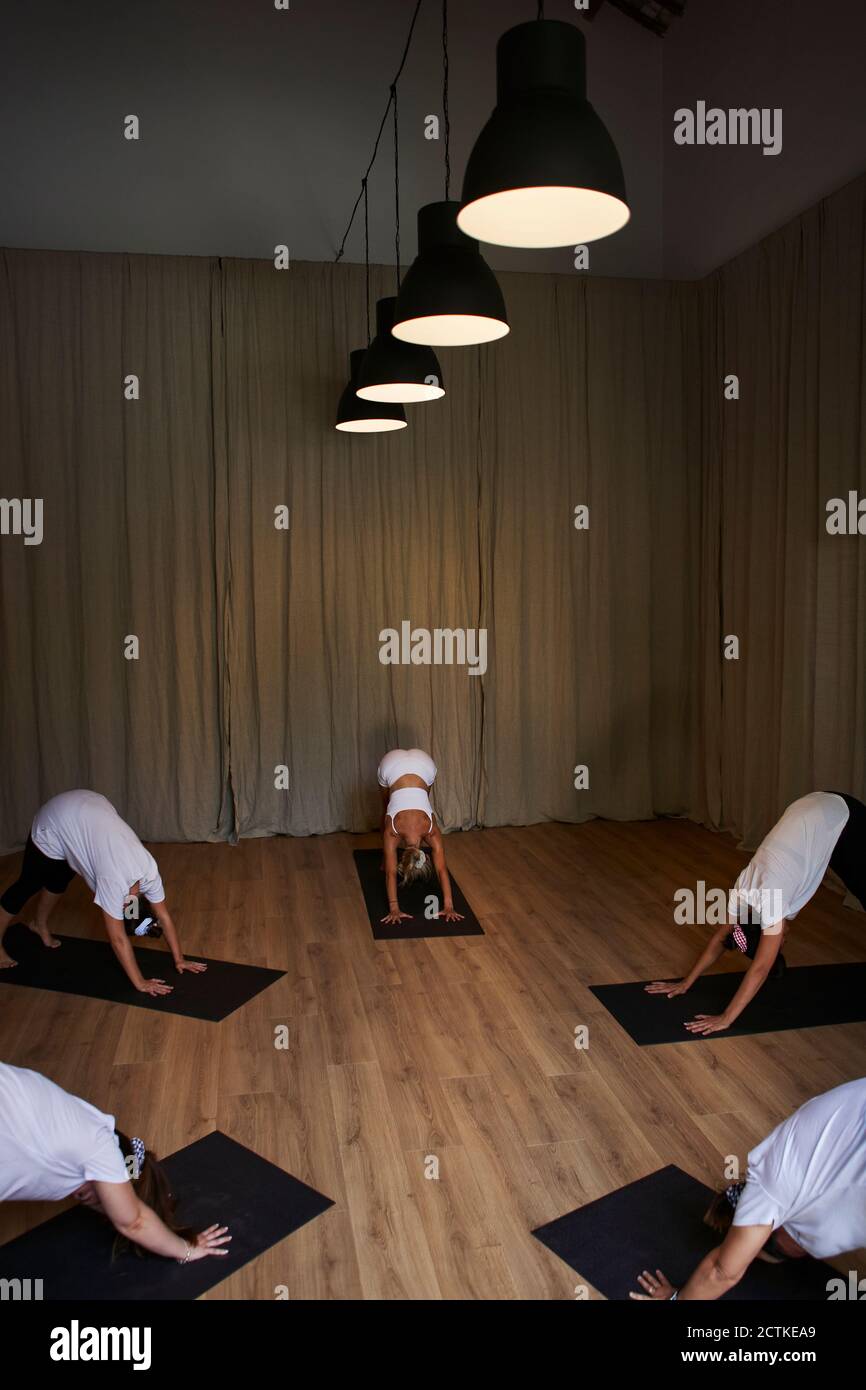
[0,835,77,916]
[827,793,866,911]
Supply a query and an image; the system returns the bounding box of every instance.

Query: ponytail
[113,1131,195,1258]
[398,847,434,885]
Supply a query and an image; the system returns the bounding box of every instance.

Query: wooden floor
[1,818,865,1299]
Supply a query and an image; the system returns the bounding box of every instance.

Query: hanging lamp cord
[537,1,544,16]
[392,84,400,294]
[363,178,371,345]
[442,0,451,200]
[334,0,425,263]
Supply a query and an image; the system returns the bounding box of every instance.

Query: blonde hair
[398,847,434,885]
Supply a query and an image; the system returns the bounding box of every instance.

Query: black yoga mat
[533,1165,839,1301]
[0,922,285,1022]
[0,1130,334,1301]
[353,849,483,940]
[590,962,866,1045]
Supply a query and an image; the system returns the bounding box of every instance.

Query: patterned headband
[725,1180,745,1210]
[131,1135,146,1179]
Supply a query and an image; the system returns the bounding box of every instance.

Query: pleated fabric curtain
[473,273,702,827]
[216,259,484,838]
[694,174,866,847]
[1,171,864,854]
[216,261,700,838]
[0,249,232,850]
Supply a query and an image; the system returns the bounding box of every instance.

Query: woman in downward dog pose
[377,748,463,927]
[0,788,205,996]
[630,1077,866,1300]
[646,790,866,1036]
[0,1062,230,1265]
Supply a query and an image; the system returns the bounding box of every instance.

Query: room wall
[694,173,866,846]
[0,256,699,850]
[1,171,864,854]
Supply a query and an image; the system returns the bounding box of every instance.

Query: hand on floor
[645,980,687,997]
[175,959,207,974]
[629,1268,676,1301]
[381,909,412,926]
[137,978,174,996]
[684,1013,729,1035]
[437,909,464,923]
[187,1223,232,1261]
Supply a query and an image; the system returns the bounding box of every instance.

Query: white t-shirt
[31,789,165,922]
[733,1078,866,1258]
[0,1063,131,1202]
[729,792,849,928]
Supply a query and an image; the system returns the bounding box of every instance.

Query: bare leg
[28,889,63,949]
[0,905,15,967]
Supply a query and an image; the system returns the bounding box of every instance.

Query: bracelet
[669,1289,679,1301]
[177,1242,192,1265]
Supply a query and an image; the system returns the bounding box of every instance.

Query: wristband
[177,1242,192,1265]
[669,1289,679,1301]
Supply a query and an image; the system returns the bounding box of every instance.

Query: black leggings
[827,793,866,911]
[0,835,77,916]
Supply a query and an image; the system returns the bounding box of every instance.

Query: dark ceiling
[1,0,864,280]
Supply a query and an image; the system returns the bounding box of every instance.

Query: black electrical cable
[334,0,425,264]
[392,84,400,293]
[363,178,370,344]
[442,0,451,200]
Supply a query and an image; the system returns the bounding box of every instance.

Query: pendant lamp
[393,3,508,347]
[457,19,629,249]
[356,297,445,402]
[392,201,509,347]
[335,349,407,432]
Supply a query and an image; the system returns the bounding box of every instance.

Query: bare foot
[0,948,18,968]
[28,922,61,949]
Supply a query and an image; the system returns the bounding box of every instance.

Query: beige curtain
[694,174,866,845]
[216,259,485,837]
[0,249,231,850]
[1,173,864,851]
[474,274,702,826]
[216,262,699,836]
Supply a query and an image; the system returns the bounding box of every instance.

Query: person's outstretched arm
[645,921,729,997]
[381,834,410,925]
[103,912,173,996]
[150,899,207,975]
[685,925,785,1035]
[630,1223,771,1301]
[93,1179,230,1263]
[429,829,463,922]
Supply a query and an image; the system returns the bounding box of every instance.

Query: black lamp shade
[336,349,408,432]
[392,201,509,347]
[458,20,629,249]
[355,297,445,403]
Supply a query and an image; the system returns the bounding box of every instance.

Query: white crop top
[387,787,434,834]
